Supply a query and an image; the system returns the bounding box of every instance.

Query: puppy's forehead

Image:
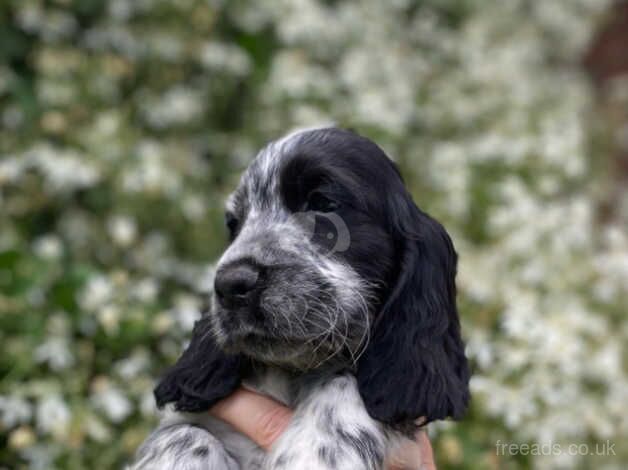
[226,127,396,215]
[228,128,327,212]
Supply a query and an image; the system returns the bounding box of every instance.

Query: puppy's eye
[225,212,239,240]
[306,191,339,213]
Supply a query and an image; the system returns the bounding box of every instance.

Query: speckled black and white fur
[130,128,470,469]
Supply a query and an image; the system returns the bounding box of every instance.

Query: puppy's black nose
[214,263,260,308]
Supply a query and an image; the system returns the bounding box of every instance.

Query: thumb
[209,387,294,450]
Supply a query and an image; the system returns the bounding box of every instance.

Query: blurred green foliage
[1,0,626,469]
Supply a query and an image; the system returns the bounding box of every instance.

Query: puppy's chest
[193,367,303,468]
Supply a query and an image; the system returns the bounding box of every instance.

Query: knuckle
[255,407,291,449]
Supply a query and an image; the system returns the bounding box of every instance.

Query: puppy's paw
[130,424,240,470]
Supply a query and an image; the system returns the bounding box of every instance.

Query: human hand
[210,387,436,470]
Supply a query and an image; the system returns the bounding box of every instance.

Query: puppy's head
[155,128,470,426]
[210,128,397,368]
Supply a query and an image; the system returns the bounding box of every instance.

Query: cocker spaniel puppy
[131,127,470,469]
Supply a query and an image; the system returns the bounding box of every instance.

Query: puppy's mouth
[211,295,341,367]
[211,297,285,344]
[217,323,315,366]
[238,332,305,351]
[214,308,305,347]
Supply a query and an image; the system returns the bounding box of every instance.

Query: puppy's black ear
[154,316,241,412]
[357,190,470,426]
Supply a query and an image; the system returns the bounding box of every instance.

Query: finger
[417,430,437,470]
[385,437,423,470]
[385,430,436,470]
[209,387,294,450]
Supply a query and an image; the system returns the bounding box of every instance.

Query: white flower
[195,265,216,293]
[20,444,60,470]
[0,395,32,427]
[108,0,134,21]
[34,337,75,371]
[36,395,71,435]
[172,295,202,332]
[0,157,25,185]
[98,305,121,335]
[199,42,252,76]
[115,351,149,380]
[140,391,157,418]
[25,145,100,192]
[15,4,44,33]
[92,386,132,423]
[79,275,114,311]
[121,141,182,195]
[182,195,206,221]
[32,235,63,260]
[85,413,111,442]
[107,215,137,246]
[134,278,159,302]
[142,86,204,129]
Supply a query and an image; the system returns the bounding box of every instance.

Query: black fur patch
[153,317,242,412]
[192,446,209,457]
[318,445,338,467]
[337,427,383,466]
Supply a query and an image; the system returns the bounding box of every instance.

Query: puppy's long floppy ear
[356,190,470,426]
[154,316,242,412]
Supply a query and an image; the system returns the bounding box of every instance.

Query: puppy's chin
[210,313,341,370]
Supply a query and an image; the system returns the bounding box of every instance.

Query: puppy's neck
[242,361,351,407]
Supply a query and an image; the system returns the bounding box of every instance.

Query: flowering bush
[0,0,626,468]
